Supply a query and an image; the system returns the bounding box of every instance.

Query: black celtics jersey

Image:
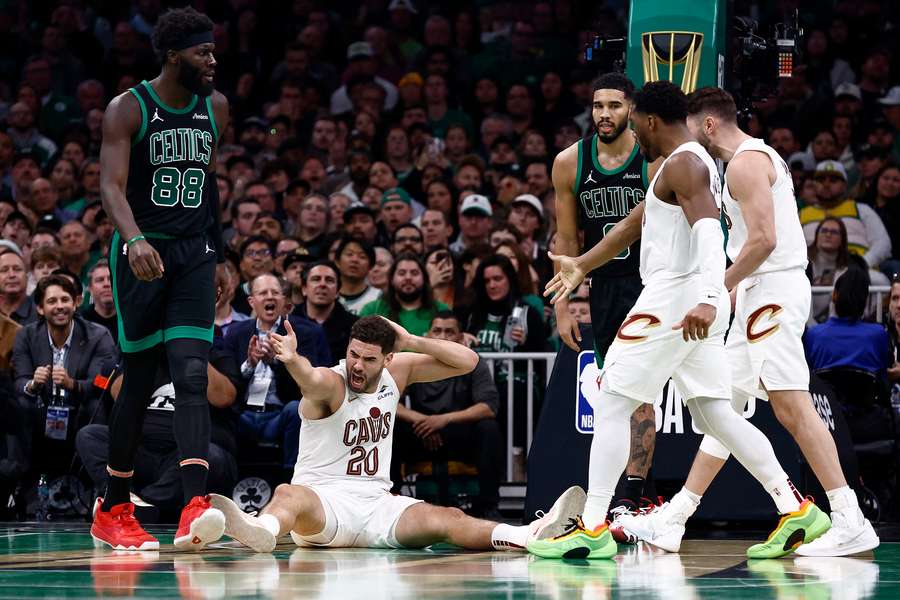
[126,81,218,236]
[573,133,647,278]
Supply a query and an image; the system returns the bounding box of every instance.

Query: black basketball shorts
[110,231,216,353]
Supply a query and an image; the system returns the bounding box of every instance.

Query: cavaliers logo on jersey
[746,304,783,343]
[616,313,661,343]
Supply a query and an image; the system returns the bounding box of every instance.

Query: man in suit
[223,273,330,472]
[12,274,116,469]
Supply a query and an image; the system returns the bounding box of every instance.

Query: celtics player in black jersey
[551,73,658,531]
[93,8,230,552]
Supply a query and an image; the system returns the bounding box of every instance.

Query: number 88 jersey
[126,80,217,236]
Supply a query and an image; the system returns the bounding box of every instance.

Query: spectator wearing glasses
[233,236,276,316]
[391,223,425,256]
[223,273,330,472]
[800,160,892,269]
[806,218,889,324]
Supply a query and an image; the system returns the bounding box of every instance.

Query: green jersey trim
[163,325,214,343]
[573,138,584,195]
[591,135,640,176]
[141,80,198,114]
[128,88,148,146]
[642,159,649,188]
[110,231,164,353]
[206,96,219,140]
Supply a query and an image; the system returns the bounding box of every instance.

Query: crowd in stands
[0,1,899,520]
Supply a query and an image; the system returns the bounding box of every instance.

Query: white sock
[582,491,614,532]
[766,479,803,514]
[258,513,281,537]
[826,486,860,517]
[491,523,529,551]
[669,488,701,524]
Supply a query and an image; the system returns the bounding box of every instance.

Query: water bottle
[36,475,50,522]
[502,306,527,349]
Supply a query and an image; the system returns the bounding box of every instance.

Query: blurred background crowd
[1,0,899,522]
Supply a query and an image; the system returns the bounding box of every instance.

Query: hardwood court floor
[0,523,895,598]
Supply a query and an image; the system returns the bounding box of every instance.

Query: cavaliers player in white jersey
[529,81,829,560]
[208,315,576,552]
[616,88,878,556]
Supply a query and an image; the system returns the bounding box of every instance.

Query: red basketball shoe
[174,495,226,551]
[91,499,160,551]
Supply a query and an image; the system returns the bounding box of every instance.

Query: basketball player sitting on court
[209,316,575,552]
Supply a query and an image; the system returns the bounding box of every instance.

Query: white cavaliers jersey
[640,141,722,284]
[291,360,400,493]
[723,138,808,274]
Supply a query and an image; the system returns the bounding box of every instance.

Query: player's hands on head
[127,239,165,281]
[270,320,298,363]
[544,252,586,305]
[673,303,717,342]
[379,316,410,352]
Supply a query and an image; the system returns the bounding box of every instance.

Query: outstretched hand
[270,320,298,363]
[544,251,586,305]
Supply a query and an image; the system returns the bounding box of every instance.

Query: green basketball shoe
[527,516,618,560]
[747,499,831,559]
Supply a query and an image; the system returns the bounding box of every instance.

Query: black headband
[171,30,214,51]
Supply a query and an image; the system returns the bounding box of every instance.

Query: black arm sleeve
[206,174,226,264]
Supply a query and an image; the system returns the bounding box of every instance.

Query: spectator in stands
[251,211,284,243]
[393,311,503,518]
[227,198,261,252]
[800,160,892,268]
[450,194,492,255]
[369,247,393,292]
[360,253,448,337]
[7,102,57,166]
[214,263,249,335]
[867,164,900,277]
[0,248,36,325]
[391,223,425,256]
[419,208,453,249]
[804,268,892,379]
[27,245,62,295]
[568,296,592,324]
[2,212,33,254]
[425,247,461,309]
[224,273,330,472]
[850,144,889,200]
[295,261,357,363]
[281,250,314,307]
[330,42,398,115]
[58,220,96,284]
[76,348,239,517]
[424,179,456,217]
[381,188,415,236]
[806,217,888,323]
[80,260,116,343]
[507,193,551,280]
[12,275,115,446]
[295,194,330,258]
[887,279,900,390]
[342,201,382,247]
[273,238,302,276]
[327,192,351,234]
[494,241,545,317]
[10,151,41,206]
[335,236,381,315]
[234,235,276,315]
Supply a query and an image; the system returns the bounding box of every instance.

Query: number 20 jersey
[291,360,399,494]
[126,80,216,236]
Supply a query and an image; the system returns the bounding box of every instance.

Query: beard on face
[396,287,422,303]
[178,58,214,97]
[595,116,629,143]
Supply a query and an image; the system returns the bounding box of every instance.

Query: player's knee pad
[698,434,731,460]
[171,356,208,401]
